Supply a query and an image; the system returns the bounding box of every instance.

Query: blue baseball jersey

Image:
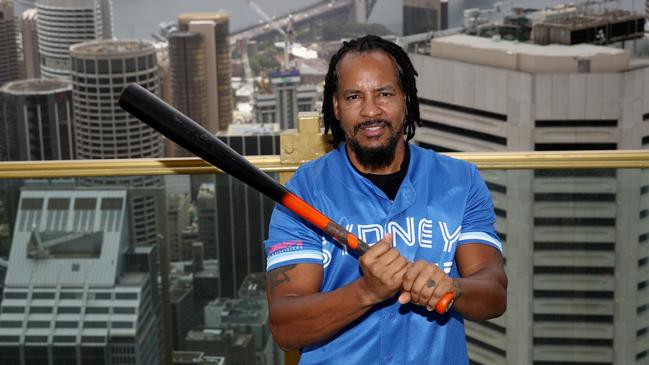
[264,143,502,364]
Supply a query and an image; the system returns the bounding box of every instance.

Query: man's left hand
[398,260,454,311]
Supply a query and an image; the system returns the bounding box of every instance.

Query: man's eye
[379,92,393,97]
[346,95,359,101]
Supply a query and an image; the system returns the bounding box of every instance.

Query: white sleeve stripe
[458,232,503,251]
[266,252,323,270]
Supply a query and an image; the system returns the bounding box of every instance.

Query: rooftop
[70,39,155,57]
[430,34,630,73]
[1,78,72,95]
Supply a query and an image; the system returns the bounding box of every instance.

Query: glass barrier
[0,163,647,365]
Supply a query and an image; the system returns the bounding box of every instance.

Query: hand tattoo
[426,279,436,288]
[452,278,463,300]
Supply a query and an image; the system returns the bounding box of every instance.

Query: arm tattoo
[268,264,297,293]
[452,279,463,300]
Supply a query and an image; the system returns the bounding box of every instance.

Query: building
[403,0,447,35]
[168,31,208,136]
[254,72,317,129]
[70,39,163,247]
[0,0,19,86]
[204,297,274,365]
[411,34,649,365]
[166,193,193,261]
[0,78,74,161]
[170,279,197,351]
[35,0,112,79]
[178,13,232,131]
[185,328,255,365]
[21,8,40,79]
[196,183,217,260]
[0,189,161,364]
[191,133,279,298]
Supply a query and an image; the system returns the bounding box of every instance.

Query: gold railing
[1,149,649,179]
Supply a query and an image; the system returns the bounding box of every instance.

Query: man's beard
[347,119,403,171]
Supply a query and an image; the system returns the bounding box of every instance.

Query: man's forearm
[268,278,377,350]
[452,266,507,321]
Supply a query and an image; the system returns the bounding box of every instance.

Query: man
[264,35,507,364]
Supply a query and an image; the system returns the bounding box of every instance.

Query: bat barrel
[118,83,288,202]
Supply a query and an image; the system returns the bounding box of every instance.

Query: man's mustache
[352,119,391,135]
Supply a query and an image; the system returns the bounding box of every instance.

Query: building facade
[70,39,163,247]
[0,78,74,161]
[411,34,649,365]
[168,31,208,158]
[178,13,232,131]
[21,8,40,79]
[35,0,112,79]
[0,0,19,86]
[0,189,161,364]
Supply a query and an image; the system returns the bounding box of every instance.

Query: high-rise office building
[35,0,112,79]
[168,31,208,128]
[70,39,163,246]
[185,328,254,365]
[193,134,280,298]
[411,34,649,365]
[0,0,19,86]
[254,71,317,129]
[0,78,74,161]
[0,189,161,364]
[178,13,232,131]
[21,8,40,79]
[403,0,447,35]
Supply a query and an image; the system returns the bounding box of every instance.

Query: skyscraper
[0,0,19,86]
[0,189,161,364]
[168,30,208,157]
[178,13,232,131]
[411,34,649,365]
[0,78,74,161]
[35,0,112,79]
[21,8,40,79]
[70,39,162,246]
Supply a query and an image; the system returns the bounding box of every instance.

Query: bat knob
[435,292,455,315]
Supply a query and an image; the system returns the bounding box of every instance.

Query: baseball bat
[118,83,454,314]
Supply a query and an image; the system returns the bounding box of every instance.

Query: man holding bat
[264,35,507,364]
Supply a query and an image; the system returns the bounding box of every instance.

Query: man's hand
[358,234,409,305]
[398,260,455,311]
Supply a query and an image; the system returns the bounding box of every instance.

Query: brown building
[177,13,233,132]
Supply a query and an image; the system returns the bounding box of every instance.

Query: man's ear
[333,94,340,120]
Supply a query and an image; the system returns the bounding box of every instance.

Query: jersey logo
[439,222,461,253]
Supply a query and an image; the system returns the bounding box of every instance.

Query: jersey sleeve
[457,165,503,252]
[263,170,324,272]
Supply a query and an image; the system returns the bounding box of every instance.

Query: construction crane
[244,0,294,70]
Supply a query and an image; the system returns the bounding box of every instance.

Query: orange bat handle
[435,292,455,315]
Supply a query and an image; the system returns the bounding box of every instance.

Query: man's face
[333,51,407,170]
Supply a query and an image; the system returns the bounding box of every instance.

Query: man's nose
[360,96,381,118]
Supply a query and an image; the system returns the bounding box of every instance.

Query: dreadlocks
[322,35,421,149]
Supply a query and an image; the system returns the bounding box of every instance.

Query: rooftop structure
[430,34,629,73]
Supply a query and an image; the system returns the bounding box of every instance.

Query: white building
[411,34,649,365]
[35,0,112,79]
[0,189,160,364]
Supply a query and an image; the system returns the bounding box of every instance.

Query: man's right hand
[358,234,409,305]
